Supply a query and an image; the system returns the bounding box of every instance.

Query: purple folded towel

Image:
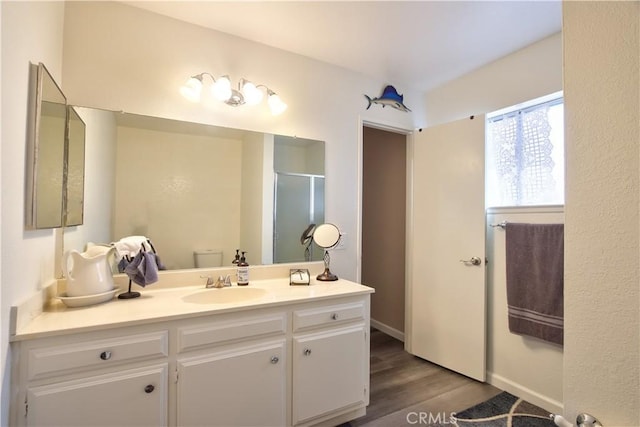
[505,223,564,346]
[123,250,159,287]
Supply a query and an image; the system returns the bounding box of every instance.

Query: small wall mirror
[65,106,86,226]
[25,63,67,229]
[313,223,341,281]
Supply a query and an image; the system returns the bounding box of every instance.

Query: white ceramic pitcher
[62,247,115,297]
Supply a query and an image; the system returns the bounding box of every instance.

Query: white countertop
[12,278,374,341]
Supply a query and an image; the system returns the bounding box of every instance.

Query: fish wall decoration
[365,85,411,112]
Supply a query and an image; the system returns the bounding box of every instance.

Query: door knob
[459,256,482,266]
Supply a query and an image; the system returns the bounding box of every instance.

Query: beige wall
[64,107,117,253]
[563,2,639,425]
[60,1,423,281]
[114,125,243,269]
[425,33,562,126]
[486,208,564,413]
[1,1,66,421]
[240,132,271,265]
[362,127,406,335]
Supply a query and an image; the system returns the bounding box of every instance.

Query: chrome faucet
[202,274,232,288]
[201,275,216,288]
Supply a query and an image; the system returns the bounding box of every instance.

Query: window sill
[486,205,564,215]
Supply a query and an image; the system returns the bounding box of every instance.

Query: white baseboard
[371,319,405,342]
[487,372,563,415]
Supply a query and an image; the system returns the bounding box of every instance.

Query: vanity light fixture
[180,72,287,115]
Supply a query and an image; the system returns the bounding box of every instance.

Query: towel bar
[490,221,507,229]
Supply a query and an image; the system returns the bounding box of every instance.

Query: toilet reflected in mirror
[313,223,341,281]
[194,249,223,268]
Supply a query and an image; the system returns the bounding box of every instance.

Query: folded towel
[505,223,564,345]
[123,250,158,287]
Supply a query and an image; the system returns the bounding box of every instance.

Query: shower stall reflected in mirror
[273,172,325,263]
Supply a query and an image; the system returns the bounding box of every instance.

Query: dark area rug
[445,391,556,427]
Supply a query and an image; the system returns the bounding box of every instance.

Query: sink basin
[182,287,267,305]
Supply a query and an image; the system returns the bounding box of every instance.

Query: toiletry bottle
[237,252,249,286]
[232,249,240,265]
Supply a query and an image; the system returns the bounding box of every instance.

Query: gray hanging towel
[505,223,564,345]
[123,250,158,287]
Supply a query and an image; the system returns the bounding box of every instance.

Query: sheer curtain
[486,98,564,207]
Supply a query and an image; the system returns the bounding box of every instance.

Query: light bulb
[241,81,264,106]
[211,76,232,101]
[179,76,203,102]
[268,92,287,115]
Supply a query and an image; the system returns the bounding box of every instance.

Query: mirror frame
[25,62,67,230]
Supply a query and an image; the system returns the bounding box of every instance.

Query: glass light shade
[268,93,288,115]
[211,76,232,101]
[179,77,203,102]
[241,81,264,106]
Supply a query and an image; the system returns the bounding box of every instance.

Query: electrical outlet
[335,233,347,250]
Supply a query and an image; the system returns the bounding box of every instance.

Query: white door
[407,115,486,381]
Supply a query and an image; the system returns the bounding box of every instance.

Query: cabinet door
[177,340,286,427]
[293,325,366,424]
[26,364,168,426]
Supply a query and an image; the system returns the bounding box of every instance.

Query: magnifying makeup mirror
[312,223,341,281]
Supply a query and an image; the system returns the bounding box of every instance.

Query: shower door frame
[273,171,325,264]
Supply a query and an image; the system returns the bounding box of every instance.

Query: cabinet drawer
[28,331,168,381]
[293,301,364,332]
[177,313,286,353]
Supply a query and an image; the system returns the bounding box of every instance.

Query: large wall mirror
[25,63,67,229]
[70,108,325,270]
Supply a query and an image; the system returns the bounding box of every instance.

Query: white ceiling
[124,1,562,92]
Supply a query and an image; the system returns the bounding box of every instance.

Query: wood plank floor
[348,329,502,426]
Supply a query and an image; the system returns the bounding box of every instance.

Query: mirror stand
[316,250,338,281]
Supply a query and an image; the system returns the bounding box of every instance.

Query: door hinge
[24,396,28,418]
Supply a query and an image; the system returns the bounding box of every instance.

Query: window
[486,92,564,208]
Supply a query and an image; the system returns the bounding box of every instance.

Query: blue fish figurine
[365,85,411,112]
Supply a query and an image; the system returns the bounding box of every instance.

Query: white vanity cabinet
[13,330,169,427]
[11,286,371,427]
[292,301,369,426]
[175,313,288,426]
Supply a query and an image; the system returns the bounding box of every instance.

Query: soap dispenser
[232,249,240,265]
[237,252,249,286]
